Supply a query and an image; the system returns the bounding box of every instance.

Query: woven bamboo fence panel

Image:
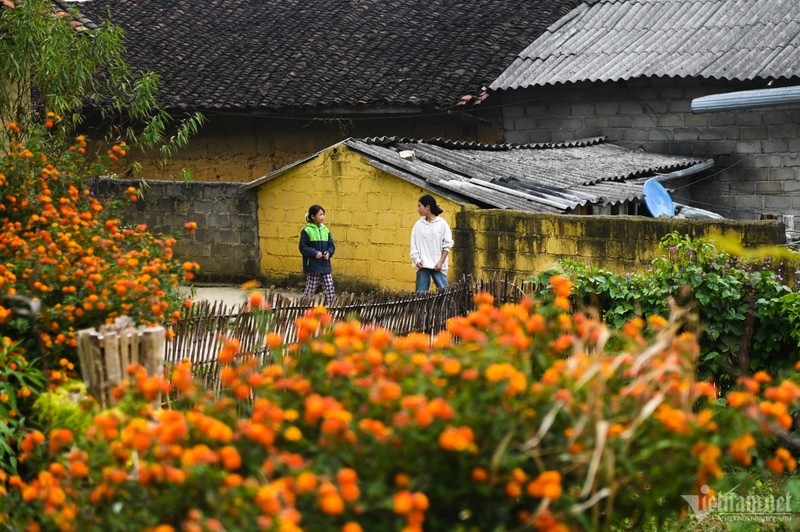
[164,275,534,384]
[76,317,165,408]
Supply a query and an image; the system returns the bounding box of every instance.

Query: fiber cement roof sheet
[491,0,800,89]
[344,137,703,213]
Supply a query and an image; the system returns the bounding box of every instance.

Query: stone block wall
[454,210,786,281]
[499,78,800,223]
[92,178,260,283]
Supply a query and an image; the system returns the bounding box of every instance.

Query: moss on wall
[455,210,786,280]
[255,145,464,292]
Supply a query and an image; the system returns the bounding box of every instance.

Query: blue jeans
[416,268,448,293]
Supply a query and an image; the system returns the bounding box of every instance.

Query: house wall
[499,78,800,223]
[94,174,787,292]
[455,210,785,279]
[132,109,503,184]
[92,178,260,283]
[254,145,465,293]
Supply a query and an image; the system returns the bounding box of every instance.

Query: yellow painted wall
[455,210,786,280]
[256,145,464,292]
[131,111,503,182]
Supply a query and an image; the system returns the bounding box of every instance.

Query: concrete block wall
[92,178,260,283]
[499,78,800,223]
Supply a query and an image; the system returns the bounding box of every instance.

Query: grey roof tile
[77,0,580,112]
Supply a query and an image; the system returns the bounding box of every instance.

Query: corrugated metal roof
[344,138,704,213]
[491,0,800,90]
[244,137,705,213]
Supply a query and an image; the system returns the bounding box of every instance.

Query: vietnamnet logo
[681,484,795,523]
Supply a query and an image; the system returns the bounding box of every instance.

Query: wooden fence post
[77,317,165,408]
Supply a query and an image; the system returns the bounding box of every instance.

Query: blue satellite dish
[643,179,675,218]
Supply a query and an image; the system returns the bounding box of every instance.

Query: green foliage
[563,232,800,386]
[0,338,46,473]
[32,380,94,435]
[0,0,205,177]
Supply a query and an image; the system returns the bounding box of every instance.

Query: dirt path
[181,285,303,308]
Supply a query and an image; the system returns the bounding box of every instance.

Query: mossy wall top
[454,210,785,281]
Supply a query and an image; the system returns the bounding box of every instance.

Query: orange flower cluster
[3,278,800,531]
[0,124,196,368]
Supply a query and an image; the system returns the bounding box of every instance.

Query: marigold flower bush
[0,121,197,365]
[0,121,198,472]
[3,276,799,530]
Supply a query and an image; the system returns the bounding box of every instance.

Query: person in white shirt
[410,194,454,293]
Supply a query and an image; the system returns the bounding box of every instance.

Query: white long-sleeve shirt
[410,216,454,270]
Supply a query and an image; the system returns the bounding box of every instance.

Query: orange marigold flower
[337,468,358,485]
[48,428,73,452]
[69,461,89,477]
[525,313,545,334]
[471,467,488,482]
[766,457,784,474]
[621,317,645,338]
[438,425,477,453]
[392,491,415,515]
[412,492,429,511]
[753,371,772,383]
[654,404,689,434]
[368,328,392,350]
[296,472,318,493]
[247,290,265,310]
[219,445,242,470]
[774,448,797,471]
[473,292,494,305]
[505,482,522,498]
[266,332,283,349]
[728,433,756,466]
[283,427,302,442]
[553,295,571,310]
[548,274,572,298]
[342,523,363,532]
[340,483,360,503]
[320,493,345,515]
[725,391,752,408]
[20,430,45,453]
[646,314,668,330]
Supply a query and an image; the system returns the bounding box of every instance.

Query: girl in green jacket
[299,204,335,303]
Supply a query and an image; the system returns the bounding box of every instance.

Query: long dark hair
[419,194,443,216]
[306,204,325,223]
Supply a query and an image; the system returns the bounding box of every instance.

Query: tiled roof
[76,0,580,112]
[245,137,706,214]
[492,0,800,90]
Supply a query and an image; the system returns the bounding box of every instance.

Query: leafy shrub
[0,338,46,473]
[563,232,800,386]
[0,121,198,367]
[3,280,798,530]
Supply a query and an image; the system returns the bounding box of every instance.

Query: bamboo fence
[163,275,537,386]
